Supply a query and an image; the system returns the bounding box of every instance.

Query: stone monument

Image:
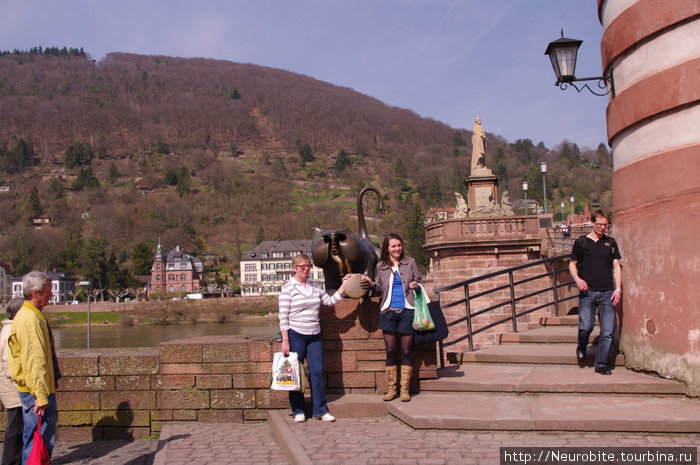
[465,117,499,217]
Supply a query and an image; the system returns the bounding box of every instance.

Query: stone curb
[152,423,171,465]
[268,410,313,465]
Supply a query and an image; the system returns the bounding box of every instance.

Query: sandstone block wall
[0,298,436,439]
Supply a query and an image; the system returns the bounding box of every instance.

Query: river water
[52,319,280,349]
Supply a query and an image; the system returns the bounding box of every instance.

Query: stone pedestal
[465,174,499,216]
[320,298,437,394]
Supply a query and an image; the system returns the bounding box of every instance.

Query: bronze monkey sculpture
[311,187,383,293]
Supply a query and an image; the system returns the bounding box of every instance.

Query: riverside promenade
[37,411,699,465]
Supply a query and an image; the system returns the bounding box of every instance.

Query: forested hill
[0,50,612,284]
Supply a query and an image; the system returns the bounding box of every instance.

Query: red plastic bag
[27,414,50,465]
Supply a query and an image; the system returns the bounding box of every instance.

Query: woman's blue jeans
[577,290,615,370]
[287,329,329,418]
[19,392,57,465]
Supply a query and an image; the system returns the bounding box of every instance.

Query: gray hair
[6,297,24,319]
[22,271,51,300]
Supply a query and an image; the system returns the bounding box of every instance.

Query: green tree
[453,131,466,147]
[175,167,190,196]
[107,163,120,182]
[299,143,314,163]
[230,88,241,100]
[164,168,178,185]
[131,241,153,276]
[64,140,94,169]
[334,149,351,173]
[155,139,169,155]
[71,166,100,191]
[0,138,36,173]
[402,202,428,269]
[28,185,42,217]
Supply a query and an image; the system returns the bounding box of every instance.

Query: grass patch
[47,312,121,326]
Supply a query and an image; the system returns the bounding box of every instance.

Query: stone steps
[400,317,699,433]
[447,342,625,366]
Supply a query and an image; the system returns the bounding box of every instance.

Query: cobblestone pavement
[281,415,698,465]
[3,415,697,465]
[21,439,158,465]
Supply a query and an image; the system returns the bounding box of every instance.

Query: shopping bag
[412,287,435,331]
[27,414,50,465]
[414,301,449,344]
[270,352,301,391]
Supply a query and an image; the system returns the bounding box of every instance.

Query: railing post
[509,271,518,332]
[464,284,474,352]
[551,259,561,317]
[436,292,445,369]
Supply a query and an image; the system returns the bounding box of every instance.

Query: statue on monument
[454,192,469,218]
[500,191,515,216]
[470,117,491,175]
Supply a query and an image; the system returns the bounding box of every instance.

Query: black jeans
[2,406,23,465]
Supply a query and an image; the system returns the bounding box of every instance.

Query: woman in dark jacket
[362,233,422,401]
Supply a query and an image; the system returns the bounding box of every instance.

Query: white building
[11,271,76,304]
[239,240,324,296]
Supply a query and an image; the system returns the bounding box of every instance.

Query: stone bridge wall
[0,298,437,440]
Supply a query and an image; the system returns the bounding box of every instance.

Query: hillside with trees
[0,49,612,295]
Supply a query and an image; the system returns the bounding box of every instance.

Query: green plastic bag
[412,288,435,331]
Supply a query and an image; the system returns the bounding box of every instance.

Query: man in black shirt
[569,210,622,375]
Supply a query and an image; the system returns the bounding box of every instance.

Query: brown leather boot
[400,365,412,402]
[383,365,398,401]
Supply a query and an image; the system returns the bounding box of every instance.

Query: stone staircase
[329,315,700,433]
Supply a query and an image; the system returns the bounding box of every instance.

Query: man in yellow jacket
[8,271,59,465]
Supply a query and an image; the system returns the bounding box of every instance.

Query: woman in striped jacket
[278,253,348,423]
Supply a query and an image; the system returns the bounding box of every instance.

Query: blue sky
[1,0,608,150]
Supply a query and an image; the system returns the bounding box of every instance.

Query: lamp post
[570,195,575,222]
[540,161,548,214]
[522,181,528,213]
[544,30,615,97]
[560,202,565,222]
[78,281,91,348]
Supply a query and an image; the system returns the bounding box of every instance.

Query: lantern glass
[544,35,582,83]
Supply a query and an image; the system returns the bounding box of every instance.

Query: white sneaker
[319,413,335,422]
[294,413,306,422]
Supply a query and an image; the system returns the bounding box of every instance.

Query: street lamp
[544,30,615,97]
[570,195,575,222]
[540,161,548,214]
[522,181,528,213]
[78,281,91,348]
[560,202,565,222]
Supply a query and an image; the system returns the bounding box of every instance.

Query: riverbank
[14,296,281,327]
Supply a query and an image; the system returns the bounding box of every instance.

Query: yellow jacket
[8,302,56,406]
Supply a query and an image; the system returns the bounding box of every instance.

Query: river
[52,319,280,349]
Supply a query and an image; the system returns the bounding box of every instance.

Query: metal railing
[434,254,576,367]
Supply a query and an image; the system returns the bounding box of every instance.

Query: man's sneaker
[576,348,586,365]
[318,413,335,422]
[294,413,306,422]
[595,366,612,375]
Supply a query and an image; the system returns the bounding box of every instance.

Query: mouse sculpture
[312,187,383,294]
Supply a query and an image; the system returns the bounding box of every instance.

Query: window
[169,285,174,292]
[168,275,175,281]
[180,274,186,280]
[181,285,186,291]
[244,263,257,271]
[245,274,257,282]
[156,264,161,270]
[180,262,187,269]
[262,253,269,258]
[156,276,161,282]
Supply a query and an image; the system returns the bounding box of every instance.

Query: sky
[0,0,609,150]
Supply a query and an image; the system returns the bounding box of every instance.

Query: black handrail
[434,254,576,367]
